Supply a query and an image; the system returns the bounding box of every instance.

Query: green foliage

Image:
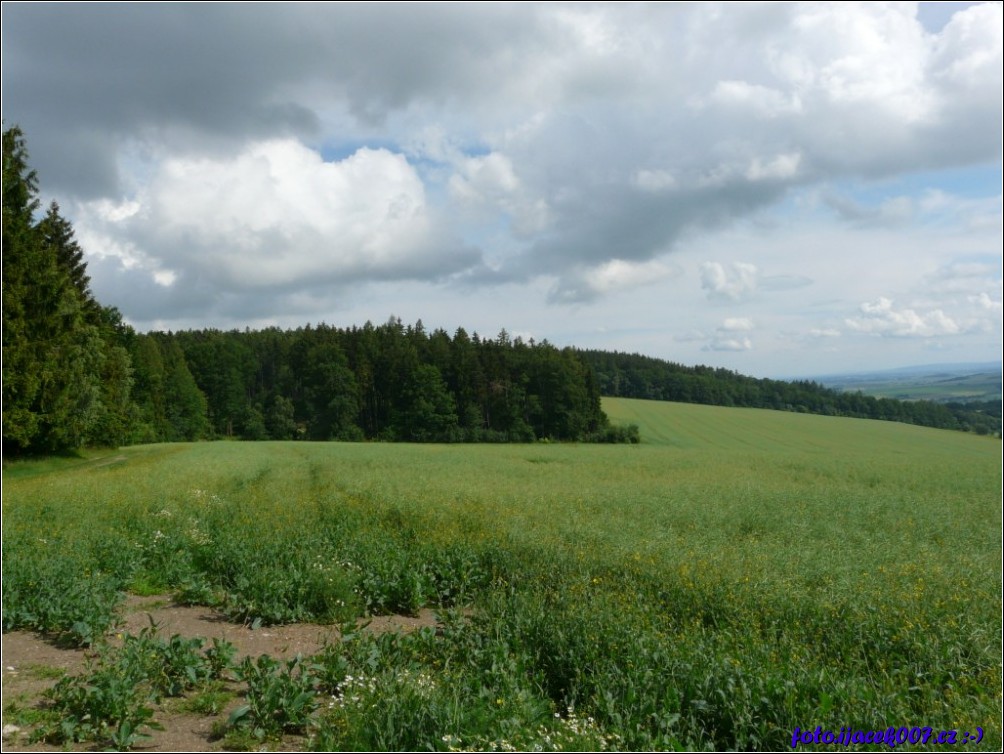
[230,654,317,740]
[29,626,235,749]
[1,536,122,646]
[3,407,1000,750]
[2,126,141,455]
[117,624,234,698]
[2,125,213,453]
[35,663,162,749]
[168,320,613,443]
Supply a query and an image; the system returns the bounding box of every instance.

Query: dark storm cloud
[1,3,542,196]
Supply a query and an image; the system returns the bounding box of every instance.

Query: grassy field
[821,370,1002,403]
[3,398,1001,750]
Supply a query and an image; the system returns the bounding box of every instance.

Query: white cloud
[970,292,1003,315]
[77,139,479,293]
[705,336,753,352]
[701,262,759,302]
[845,297,961,338]
[807,328,841,339]
[930,3,1003,91]
[152,270,177,287]
[448,151,550,236]
[587,258,675,294]
[701,317,756,352]
[548,258,677,304]
[746,152,801,182]
[708,80,803,118]
[449,152,520,200]
[722,317,754,332]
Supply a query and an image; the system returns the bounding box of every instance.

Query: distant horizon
[806,360,1002,379]
[3,2,1000,378]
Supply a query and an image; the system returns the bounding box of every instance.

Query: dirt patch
[1,596,445,752]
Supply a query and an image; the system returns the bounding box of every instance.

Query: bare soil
[1,595,442,752]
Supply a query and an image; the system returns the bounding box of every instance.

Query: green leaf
[228,704,250,726]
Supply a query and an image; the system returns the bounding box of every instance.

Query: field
[820,367,1002,403]
[2,398,1001,751]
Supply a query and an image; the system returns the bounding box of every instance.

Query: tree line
[4,125,635,455]
[169,321,640,444]
[3,124,996,456]
[580,350,1002,436]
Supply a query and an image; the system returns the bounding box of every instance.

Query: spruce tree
[2,126,104,454]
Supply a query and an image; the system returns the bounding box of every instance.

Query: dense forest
[3,125,998,456]
[581,350,1002,436]
[2,126,626,454]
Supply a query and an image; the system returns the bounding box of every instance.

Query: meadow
[2,398,1001,750]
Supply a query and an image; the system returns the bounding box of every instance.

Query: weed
[19,663,64,680]
[176,682,235,715]
[33,663,162,748]
[229,654,317,740]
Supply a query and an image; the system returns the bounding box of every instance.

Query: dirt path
[1,595,441,751]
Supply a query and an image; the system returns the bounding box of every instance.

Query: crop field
[2,398,1001,750]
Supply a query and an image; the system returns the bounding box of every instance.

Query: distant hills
[814,363,1002,403]
[580,351,1001,436]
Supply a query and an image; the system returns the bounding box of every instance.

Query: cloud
[633,169,677,192]
[705,336,754,353]
[807,328,841,339]
[75,139,480,319]
[970,292,1003,315]
[845,297,961,338]
[760,274,813,292]
[708,80,803,119]
[2,1,1000,357]
[924,258,1003,295]
[824,192,915,226]
[701,262,759,302]
[746,152,802,182]
[448,151,550,237]
[547,259,677,304]
[722,317,755,332]
[701,317,756,352]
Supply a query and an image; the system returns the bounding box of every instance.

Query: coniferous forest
[3,125,998,457]
[2,126,622,455]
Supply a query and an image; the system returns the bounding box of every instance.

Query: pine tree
[37,201,98,319]
[2,126,106,453]
[2,126,44,451]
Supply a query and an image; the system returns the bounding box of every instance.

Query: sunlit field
[3,399,1000,750]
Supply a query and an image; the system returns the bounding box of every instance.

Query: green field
[3,399,1001,750]
[823,370,1002,403]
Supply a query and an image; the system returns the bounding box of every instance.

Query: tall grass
[3,400,1000,749]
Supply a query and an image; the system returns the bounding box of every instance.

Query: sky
[2,2,1001,378]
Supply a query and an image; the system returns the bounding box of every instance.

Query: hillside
[583,350,1002,437]
[601,396,997,452]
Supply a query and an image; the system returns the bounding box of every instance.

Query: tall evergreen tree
[3,126,106,454]
[2,126,43,451]
[37,201,95,315]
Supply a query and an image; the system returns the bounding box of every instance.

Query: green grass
[3,399,1000,750]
